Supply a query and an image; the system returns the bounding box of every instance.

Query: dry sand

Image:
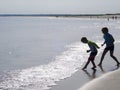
[79,69,120,90]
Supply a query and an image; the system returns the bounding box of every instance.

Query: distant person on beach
[98,27,120,66]
[81,37,100,70]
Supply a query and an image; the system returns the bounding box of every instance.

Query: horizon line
[0,13,120,17]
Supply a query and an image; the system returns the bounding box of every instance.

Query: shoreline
[50,43,120,90]
[50,57,120,90]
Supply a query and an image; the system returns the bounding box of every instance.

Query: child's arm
[101,41,105,46]
[93,42,100,49]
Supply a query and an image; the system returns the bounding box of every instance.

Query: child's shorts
[105,45,114,51]
[89,52,97,60]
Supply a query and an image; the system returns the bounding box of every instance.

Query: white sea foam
[0,42,89,90]
[1,40,119,90]
[1,39,119,90]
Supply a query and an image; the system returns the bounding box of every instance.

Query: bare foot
[82,67,87,70]
[91,66,96,69]
[98,64,102,66]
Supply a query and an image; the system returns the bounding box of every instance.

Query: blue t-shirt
[104,33,114,47]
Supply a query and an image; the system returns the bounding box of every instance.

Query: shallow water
[0,17,120,90]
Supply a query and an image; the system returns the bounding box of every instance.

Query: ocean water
[0,17,120,90]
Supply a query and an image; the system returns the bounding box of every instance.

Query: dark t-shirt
[104,33,114,47]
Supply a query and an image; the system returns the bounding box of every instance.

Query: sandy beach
[50,43,120,90]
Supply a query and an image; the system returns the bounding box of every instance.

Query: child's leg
[91,61,96,69]
[82,59,91,70]
[90,56,96,69]
[110,50,120,65]
[98,49,108,66]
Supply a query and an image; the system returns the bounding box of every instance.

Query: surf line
[0,41,104,90]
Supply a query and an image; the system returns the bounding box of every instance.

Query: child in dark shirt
[98,27,120,66]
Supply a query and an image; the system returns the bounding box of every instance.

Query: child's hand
[101,44,104,46]
[86,50,90,53]
[101,42,105,46]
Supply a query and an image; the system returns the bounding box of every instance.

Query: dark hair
[102,27,109,33]
[81,37,87,42]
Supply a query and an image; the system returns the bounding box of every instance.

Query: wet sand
[50,43,120,90]
[50,64,120,90]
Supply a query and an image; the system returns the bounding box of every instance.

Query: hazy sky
[0,0,120,14]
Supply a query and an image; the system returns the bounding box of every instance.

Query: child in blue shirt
[98,27,120,66]
[81,37,100,70]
